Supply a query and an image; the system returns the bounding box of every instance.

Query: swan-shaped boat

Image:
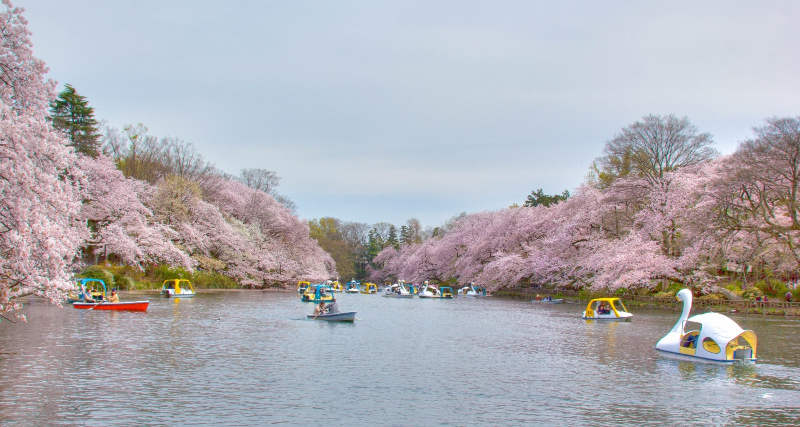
[418,282,443,298]
[382,282,413,298]
[581,297,632,320]
[655,289,757,363]
[459,283,487,296]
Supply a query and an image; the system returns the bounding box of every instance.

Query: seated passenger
[108,290,120,303]
[82,288,95,303]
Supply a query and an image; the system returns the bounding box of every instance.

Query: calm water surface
[1,291,799,425]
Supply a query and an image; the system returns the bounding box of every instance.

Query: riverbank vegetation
[369,114,800,302]
[0,2,334,319]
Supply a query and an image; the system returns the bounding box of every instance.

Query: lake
[1,291,799,425]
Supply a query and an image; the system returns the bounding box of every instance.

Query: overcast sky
[20,0,800,228]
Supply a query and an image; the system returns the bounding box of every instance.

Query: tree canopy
[523,188,570,207]
[593,114,717,187]
[50,84,100,157]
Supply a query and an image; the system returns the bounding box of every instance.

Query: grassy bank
[75,263,286,290]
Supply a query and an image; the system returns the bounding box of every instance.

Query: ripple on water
[0,293,799,425]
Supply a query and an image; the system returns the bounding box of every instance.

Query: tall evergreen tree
[367,228,383,261]
[386,225,399,249]
[50,84,100,157]
[399,225,410,246]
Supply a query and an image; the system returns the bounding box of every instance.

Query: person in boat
[81,287,95,303]
[108,290,120,303]
[314,301,327,316]
[598,302,610,314]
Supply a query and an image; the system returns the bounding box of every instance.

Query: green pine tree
[50,84,101,157]
[399,225,410,246]
[386,225,399,249]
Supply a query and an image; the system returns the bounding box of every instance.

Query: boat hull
[382,294,414,298]
[161,290,195,298]
[532,299,564,304]
[581,314,632,321]
[656,349,756,364]
[73,301,150,312]
[307,312,356,322]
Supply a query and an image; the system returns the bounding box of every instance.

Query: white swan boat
[458,283,487,296]
[655,289,757,363]
[383,283,413,298]
[418,282,443,298]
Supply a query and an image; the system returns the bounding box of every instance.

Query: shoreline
[494,288,800,318]
[121,287,294,294]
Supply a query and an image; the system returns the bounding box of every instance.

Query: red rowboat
[72,301,150,312]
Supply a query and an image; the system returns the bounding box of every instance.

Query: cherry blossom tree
[0,0,85,319]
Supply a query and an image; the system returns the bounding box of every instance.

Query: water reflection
[0,294,798,425]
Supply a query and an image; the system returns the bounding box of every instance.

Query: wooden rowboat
[306,311,356,322]
[72,301,150,312]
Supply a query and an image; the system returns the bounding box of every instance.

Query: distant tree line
[371,114,800,295]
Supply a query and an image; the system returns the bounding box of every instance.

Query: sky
[19,0,800,228]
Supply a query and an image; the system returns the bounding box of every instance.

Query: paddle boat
[160,279,195,298]
[581,297,632,320]
[330,280,344,293]
[440,286,455,298]
[418,282,443,298]
[307,301,356,322]
[68,278,108,303]
[297,281,310,294]
[655,288,757,363]
[383,282,414,298]
[345,280,361,293]
[73,300,150,312]
[459,283,487,296]
[360,282,379,294]
[532,295,564,304]
[302,284,336,303]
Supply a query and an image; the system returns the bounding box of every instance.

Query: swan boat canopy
[161,279,195,298]
[581,298,633,321]
[330,280,344,293]
[656,289,757,363]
